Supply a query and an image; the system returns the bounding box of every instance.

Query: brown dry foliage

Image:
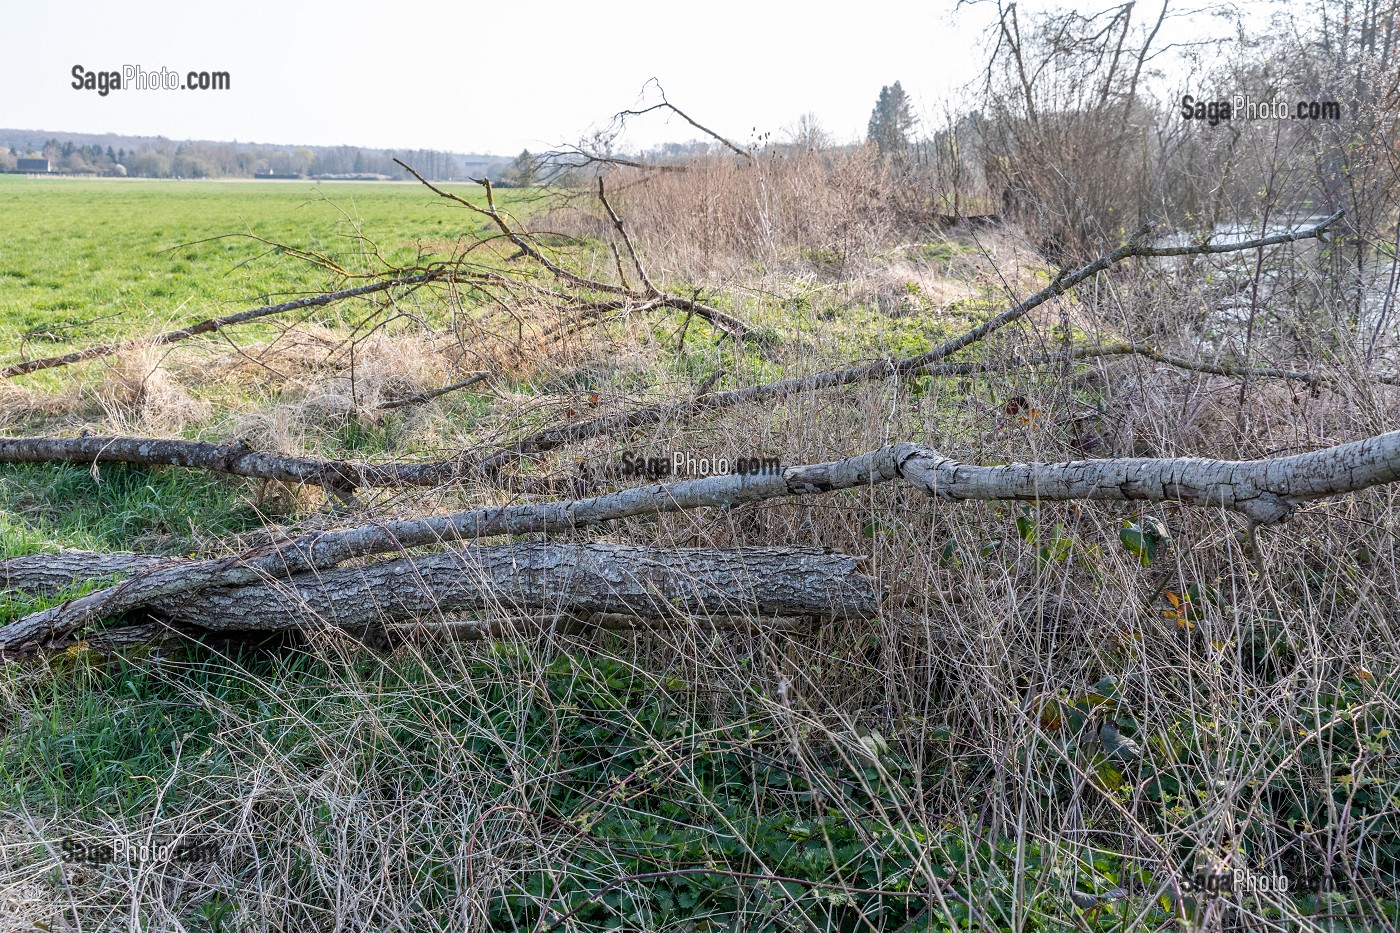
[545,146,898,282]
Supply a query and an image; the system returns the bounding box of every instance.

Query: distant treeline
[0,129,509,181]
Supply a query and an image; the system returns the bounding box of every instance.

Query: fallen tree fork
[10,342,1381,494]
[0,215,1346,488]
[1,543,879,641]
[3,429,1399,658]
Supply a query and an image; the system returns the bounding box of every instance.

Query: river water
[1149,216,1399,364]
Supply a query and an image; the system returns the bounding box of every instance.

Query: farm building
[17,157,51,173]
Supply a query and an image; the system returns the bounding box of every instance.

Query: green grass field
[0,176,518,366]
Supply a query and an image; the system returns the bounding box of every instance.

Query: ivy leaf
[1119,517,1170,566]
[1092,676,1121,700]
[1185,582,1223,617]
[1016,507,1038,543]
[1100,722,1142,761]
[1038,536,1072,563]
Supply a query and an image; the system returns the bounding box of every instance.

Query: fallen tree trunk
[1,545,878,647]
[0,435,397,499]
[1,551,171,597]
[12,342,1374,496]
[5,428,1400,658]
[0,433,500,499]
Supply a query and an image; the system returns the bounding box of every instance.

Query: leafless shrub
[544,146,898,282]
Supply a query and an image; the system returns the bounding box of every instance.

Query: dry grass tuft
[92,347,211,434]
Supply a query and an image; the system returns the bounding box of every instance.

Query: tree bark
[1,544,879,644]
[1,550,169,597]
[888,437,1400,524]
[4,427,1400,659]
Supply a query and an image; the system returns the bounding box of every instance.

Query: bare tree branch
[372,372,492,411]
[0,272,466,381]
[613,95,754,162]
[0,432,484,498]
[395,160,751,341]
[598,176,657,295]
[478,213,1347,472]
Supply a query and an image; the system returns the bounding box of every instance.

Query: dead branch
[1,544,878,649]
[372,372,492,411]
[395,160,752,341]
[0,434,460,499]
[478,213,1347,472]
[5,423,1400,658]
[598,177,657,294]
[537,148,693,178]
[531,83,754,188]
[614,98,754,162]
[0,271,467,381]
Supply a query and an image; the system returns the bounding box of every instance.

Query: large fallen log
[1,545,878,647]
[4,429,1400,658]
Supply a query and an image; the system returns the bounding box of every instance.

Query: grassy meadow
[0,177,511,381]
[1,161,1399,933]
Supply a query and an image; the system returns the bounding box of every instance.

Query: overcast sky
[0,0,1270,156]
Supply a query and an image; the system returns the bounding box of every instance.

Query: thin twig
[373,372,492,411]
